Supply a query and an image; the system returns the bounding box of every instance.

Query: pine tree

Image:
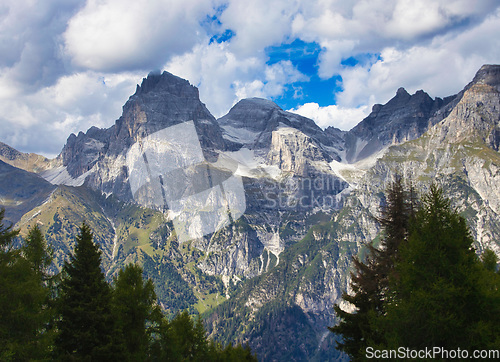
[331,177,413,360]
[377,186,500,350]
[112,263,163,361]
[168,311,210,361]
[0,208,19,253]
[55,222,121,360]
[23,225,54,277]
[481,248,498,273]
[23,225,57,358]
[0,212,55,360]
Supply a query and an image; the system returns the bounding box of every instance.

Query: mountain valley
[1,64,499,361]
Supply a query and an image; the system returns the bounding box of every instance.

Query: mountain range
[1,64,499,361]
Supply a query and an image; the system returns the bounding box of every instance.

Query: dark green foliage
[331,177,412,359]
[112,263,163,361]
[377,186,500,350]
[0,211,56,360]
[55,222,122,360]
[481,248,499,272]
[219,343,256,361]
[23,225,54,276]
[152,310,258,362]
[166,311,210,360]
[334,185,500,358]
[0,207,257,361]
[246,301,316,361]
[142,254,198,313]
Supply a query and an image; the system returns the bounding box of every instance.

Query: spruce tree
[377,186,500,350]
[331,177,413,360]
[55,222,120,360]
[112,263,163,360]
[23,225,53,277]
[481,248,499,273]
[0,212,54,360]
[169,311,210,361]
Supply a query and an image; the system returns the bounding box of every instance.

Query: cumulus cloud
[219,0,299,56]
[0,0,81,92]
[290,0,499,77]
[0,72,141,156]
[165,43,307,117]
[290,103,370,131]
[63,0,216,71]
[335,8,500,109]
[1,0,500,156]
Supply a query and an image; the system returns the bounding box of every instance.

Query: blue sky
[1,0,500,157]
[266,39,342,108]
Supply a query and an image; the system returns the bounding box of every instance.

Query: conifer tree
[331,177,413,360]
[23,225,54,277]
[55,222,121,360]
[481,248,499,273]
[169,310,210,361]
[0,212,54,360]
[112,263,163,360]
[376,186,500,350]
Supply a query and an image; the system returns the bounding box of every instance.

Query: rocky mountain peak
[133,70,200,98]
[431,65,500,148]
[395,86,410,98]
[470,64,500,90]
[117,71,216,142]
[219,98,283,133]
[218,98,340,160]
[344,87,451,162]
[57,70,227,199]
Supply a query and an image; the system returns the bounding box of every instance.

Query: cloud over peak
[0,0,499,156]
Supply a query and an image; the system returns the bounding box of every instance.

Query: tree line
[331,179,500,360]
[0,210,257,361]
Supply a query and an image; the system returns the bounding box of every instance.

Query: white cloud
[290,103,370,131]
[0,71,141,156]
[0,0,80,90]
[0,0,500,156]
[219,0,299,56]
[63,0,216,71]
[165,43,306,117]
[335,8,500,108]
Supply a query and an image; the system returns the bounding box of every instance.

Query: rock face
[433,64,500,148]
[0,142,57,173]
[58,71,227,200]
[218,98,341,161]
[344,87,455,162]
[267,127,327,176]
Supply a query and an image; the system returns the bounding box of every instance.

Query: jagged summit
[470,64,500,89]
[218,97,341,159]
[395,87,410,98]
[344,87,453,162]
[57,69,227,198]
[430,64,500,149]
[133,70,199,97]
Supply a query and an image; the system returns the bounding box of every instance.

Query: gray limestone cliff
[344,87,455,162]
[57,71,227,200]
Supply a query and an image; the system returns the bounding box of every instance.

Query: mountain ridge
[0,64,499,361]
